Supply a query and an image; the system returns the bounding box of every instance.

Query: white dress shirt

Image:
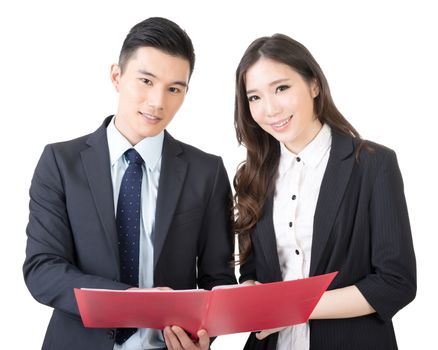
[273,124,331,350]
[107,116,165,350]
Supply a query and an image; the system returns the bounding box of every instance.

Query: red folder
[74,272,337,336]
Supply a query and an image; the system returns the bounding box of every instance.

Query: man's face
[111,46,190,145]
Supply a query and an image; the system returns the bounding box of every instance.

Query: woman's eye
[248,95,260,102]
[141,78,152,85]
[276,85,290,93]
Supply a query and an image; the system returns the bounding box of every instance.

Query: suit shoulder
[42,117,110,157]
[173,137,222,164]
[49,133,92,151]
[39,133,92,163]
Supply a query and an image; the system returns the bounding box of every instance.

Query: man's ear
[110,64,121,92]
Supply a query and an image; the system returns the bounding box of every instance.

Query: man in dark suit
[23,17,236,350]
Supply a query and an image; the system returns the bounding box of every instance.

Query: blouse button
[296,157,301,162]
[289,222,293,228]
[295,249,300,255]
[292,195,296,200]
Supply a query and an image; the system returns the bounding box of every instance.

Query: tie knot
[124,148,144,166]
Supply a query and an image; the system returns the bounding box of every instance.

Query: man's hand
[164,326,210,350]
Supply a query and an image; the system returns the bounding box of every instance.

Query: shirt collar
[106,116,164,171]
[278,123,332,175]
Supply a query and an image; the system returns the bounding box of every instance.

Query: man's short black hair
[119,17,195,77]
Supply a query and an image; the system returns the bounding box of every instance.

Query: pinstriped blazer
[240,129,416,350]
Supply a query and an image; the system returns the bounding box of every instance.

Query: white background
[0,0,436,348]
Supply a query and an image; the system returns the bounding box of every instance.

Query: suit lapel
[256,193,283,281]
[153,131,188,268]
[309,130,355,276]
[81,117,120,271]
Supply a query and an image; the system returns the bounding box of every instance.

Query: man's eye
[169,87,181,93]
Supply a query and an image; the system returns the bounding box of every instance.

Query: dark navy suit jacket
[24,116,236,349]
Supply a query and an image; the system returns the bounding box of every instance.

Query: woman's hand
[255,326,287,340]
[241,280,286,340]
[241,280,261,286]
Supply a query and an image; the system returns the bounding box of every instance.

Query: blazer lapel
[309,130,355,276]
[81,117,120,271]
[256,193,283,281]
[153,131,188,268]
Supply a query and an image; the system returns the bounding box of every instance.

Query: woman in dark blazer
[233,34,416,350]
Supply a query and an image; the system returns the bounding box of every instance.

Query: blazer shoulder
[357,138,396,159]
[354,138,399,176]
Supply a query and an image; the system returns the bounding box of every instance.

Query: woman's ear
[311,79,320,98]
[110,64,121,92]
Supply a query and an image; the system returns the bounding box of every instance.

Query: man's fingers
[197,329,210,349]
[156,286,173,291]
[164,325,210,350]
[164,326,182,350]
[163,328,172,350]
[171,326,197,349]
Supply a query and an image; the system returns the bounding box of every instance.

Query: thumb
[197,329,210,348]
[255,330,269,340]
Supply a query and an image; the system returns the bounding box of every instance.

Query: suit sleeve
[196,157,237,290]
[355,150,416,321]
[23,145,130,317]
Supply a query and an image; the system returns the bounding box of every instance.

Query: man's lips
[139,111,162,121]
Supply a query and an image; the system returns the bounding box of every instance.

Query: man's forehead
[127,47,190,83]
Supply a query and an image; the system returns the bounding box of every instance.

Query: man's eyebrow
[138,69,157,79]
[137,69,188,88]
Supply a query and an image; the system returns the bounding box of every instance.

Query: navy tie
[115,148,144,345]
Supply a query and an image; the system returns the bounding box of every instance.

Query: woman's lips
[270,115,293,131]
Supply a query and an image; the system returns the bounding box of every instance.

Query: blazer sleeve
[196,157,237,290]
[355,149,416,321]
[239,243,257,283]
[23,145,130,317]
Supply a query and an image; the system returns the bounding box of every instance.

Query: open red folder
[74,272,337,336]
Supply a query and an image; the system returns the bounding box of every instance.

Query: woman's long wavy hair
[234,34,361,264]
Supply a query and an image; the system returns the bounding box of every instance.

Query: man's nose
[147,88,164,110]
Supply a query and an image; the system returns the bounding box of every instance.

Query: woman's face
[245,58,322,154]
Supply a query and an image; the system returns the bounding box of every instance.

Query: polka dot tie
[115,148,144,345]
